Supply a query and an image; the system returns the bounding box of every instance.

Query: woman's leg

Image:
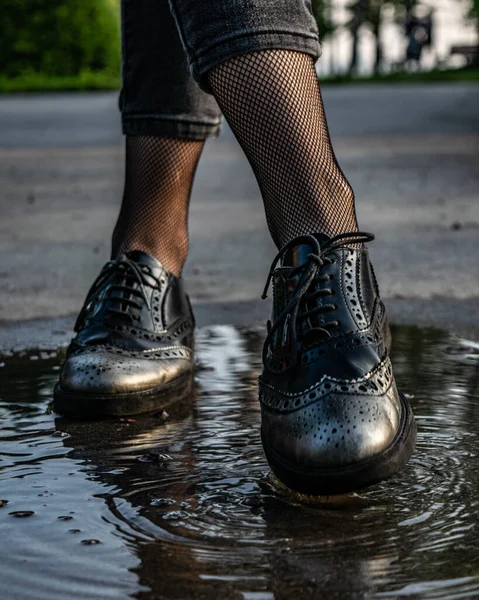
[114,0,222,275]
[208,50,358,247]
[111,135,203,276]
[168,0,356,247]
[54,0,222,416]
[168,0,416,494]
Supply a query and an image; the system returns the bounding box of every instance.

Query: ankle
[112,234,188,277]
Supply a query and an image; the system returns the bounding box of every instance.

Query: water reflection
[0,325,478,599]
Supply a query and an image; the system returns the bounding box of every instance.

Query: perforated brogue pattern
[340,248,368,330]
[151,289,164,332]
[67,354,190,386]
[69,341,191,361]
[269,392,393,447]
[259,358,394,413]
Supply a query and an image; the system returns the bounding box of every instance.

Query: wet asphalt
[0,84,478,348]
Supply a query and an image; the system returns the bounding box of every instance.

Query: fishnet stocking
[112,136,204,276]
[208,50,358,247]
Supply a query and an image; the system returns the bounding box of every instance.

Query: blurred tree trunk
[346,0,369,75]
[371,8,382,73]
[373,29,383,73]
[473,0,479,63]
[348,25,360,74]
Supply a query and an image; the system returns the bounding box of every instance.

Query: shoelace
[74,256,158,331]
[261,231,374,374]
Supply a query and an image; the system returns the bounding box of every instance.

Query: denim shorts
[120,0,321,140]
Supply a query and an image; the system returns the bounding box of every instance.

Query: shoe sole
[53,371,193,418]
[261,393,416,496]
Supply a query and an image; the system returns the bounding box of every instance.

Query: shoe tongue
[282,233,331,268]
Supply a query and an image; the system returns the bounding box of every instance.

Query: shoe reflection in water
[53,326,479,599]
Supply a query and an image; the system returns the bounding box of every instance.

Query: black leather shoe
[54,251,195,417]
[259,232,416,495]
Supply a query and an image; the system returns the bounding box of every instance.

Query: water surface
[1,325,478,599]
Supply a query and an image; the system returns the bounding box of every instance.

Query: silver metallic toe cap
[59,347,192,395]
[260,359,401,468]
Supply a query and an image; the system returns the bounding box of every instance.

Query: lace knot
[74,257,158,332]
[262,231,374,374]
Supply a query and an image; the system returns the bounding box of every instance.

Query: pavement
[0,84,478,349]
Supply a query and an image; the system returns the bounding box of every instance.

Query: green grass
[0,70,120,93]
[319,67,479,85]
[0,66,478,93]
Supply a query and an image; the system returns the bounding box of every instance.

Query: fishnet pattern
[112,136,204,276]
[208,50,358,247]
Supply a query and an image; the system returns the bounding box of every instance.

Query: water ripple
[0,325,478,599]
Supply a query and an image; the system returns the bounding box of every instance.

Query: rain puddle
[0,325,478,600]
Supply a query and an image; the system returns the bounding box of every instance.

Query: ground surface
[0,84,478,348]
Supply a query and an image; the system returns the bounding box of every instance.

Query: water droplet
[9,511,34,518]
[81,539,101,545]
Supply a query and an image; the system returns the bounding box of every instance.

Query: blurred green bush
[0,0,120,77]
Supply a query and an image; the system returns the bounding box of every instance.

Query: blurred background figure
[1,0,478,88]
[405,9,433,69]
[313,0,478,77]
